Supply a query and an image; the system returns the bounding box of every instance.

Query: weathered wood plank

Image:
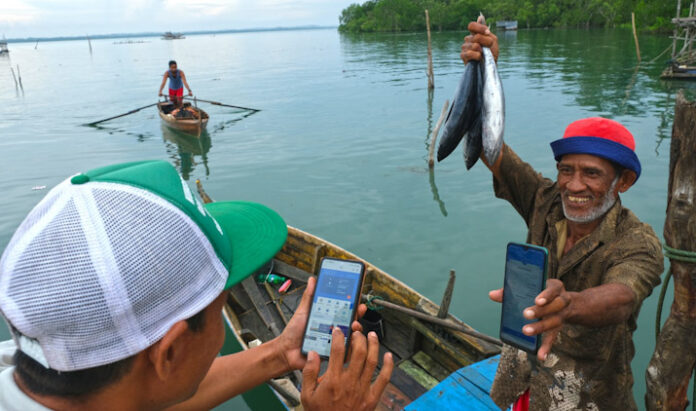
[398,360,439,390]
[389,363,429,400]
[412,351,451,381]
[273,259,312,282]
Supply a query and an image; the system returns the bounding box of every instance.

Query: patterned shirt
[489,145,664,410]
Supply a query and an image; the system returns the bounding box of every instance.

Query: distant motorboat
[496,20,518,31]
[162,31,186,40]
[0,40,8,55]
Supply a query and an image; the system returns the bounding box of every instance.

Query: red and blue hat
[550,117,641,181]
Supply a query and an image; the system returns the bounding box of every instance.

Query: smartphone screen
[500,243,548,353]
[301,258,365,358]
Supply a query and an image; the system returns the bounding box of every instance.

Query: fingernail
[524,309,534,319]
[523,326,533,334]
[368,331,377,338]
[353,331,360,338]
[386,352,392,360]
[538,298,547,305]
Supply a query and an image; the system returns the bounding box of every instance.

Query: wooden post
[631,12,641,62]
[16,65,23,91]
[428,99,449,168]
[87,35,93,54]
[10,67,18,90]
[645,91,696,410]
[425,9,434,90]
[673,0,683,58]
[437,270,456,319]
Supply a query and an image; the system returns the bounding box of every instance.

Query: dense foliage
[338,0,676,33]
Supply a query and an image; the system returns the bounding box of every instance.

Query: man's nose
[566,173,586,192]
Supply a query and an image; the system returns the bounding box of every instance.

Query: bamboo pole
[87,35,92,54]
[428,99,449,168]
[632,12,641,62]
[9,67,18,90]
[437,270,456,319]
[425,9,434,90]
[16,65,23,91]
[645,91,696,410]
[674,0,683,58]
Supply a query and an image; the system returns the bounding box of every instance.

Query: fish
[481,46,505,165]
[437,60,480,162]
[463,63,484,169]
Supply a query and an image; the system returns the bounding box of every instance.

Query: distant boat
[162,32,185,40]
[0,40,9,55]
[157,101,208,134]
[496,20,518,31]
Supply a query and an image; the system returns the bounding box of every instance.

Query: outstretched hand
[274,277,367,372]
[301,328,394,411]
[489,279,572,362]
[461,16,499,64]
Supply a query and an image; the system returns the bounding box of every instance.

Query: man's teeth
[567,195,590,204]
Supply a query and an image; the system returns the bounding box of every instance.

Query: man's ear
[147,321,189,381]
[617,169,637,193]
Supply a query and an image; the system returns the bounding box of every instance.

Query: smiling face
[557,154,624,224]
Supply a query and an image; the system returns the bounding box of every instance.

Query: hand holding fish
[461,21,499,64]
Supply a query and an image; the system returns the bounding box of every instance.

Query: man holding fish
[443,17,664,411]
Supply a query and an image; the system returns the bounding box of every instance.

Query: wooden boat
[157,102,208,134]
[203,181,501,410]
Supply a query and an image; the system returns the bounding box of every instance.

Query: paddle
[85,102,160,126]
[183,96,260,112]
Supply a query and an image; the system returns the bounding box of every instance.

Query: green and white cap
[0,160,287,371]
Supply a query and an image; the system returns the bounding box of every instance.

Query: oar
[86,102,161,126]
[183,96,260,112]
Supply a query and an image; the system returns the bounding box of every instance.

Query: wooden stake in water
[425,9,435,90]
[428,99,449,168]
[87,35,93,54]
[631,12,641,62]
[16,65,24,91]
[10,67,18,90]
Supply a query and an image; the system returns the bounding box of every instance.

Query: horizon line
[4,25,338,43]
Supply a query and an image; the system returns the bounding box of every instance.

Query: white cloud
[0,0,41,25]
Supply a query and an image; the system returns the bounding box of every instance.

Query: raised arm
[158,72,168,96]
[180,71,192,96]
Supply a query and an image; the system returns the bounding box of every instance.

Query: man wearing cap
[461,22,663,410]
[0,160,393,410]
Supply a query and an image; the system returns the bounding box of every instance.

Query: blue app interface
[302,259,362,357]
[501,245,546,351]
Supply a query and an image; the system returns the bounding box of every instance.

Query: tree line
[338,0,676,33]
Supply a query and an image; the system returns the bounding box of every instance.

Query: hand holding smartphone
[301,258,366,358]
[499,242,548,354]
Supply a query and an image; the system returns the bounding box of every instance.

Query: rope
[653,243,696,410]
[365,293,385,311]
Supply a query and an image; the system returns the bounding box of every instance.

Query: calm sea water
[0,28,692,409]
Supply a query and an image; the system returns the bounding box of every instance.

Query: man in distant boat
[461,21,663,410]
[0,161,393,411]
[159,60,192,107]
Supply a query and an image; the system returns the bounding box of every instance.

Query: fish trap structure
[662,0,696,79]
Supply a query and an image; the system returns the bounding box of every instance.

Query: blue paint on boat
[405,355,507,411]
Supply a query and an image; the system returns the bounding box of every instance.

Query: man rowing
[461,21,664,410]
[159,60,192,107]
[0,160,393,410]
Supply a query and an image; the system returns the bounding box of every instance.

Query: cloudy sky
[1,0,356,38]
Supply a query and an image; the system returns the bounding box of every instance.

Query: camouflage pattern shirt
[489,145,664,410]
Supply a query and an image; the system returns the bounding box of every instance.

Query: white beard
[562,177,619,223]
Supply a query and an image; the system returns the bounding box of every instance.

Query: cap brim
[204,202,288,289]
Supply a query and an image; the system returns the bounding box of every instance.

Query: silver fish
[481,46,504,165]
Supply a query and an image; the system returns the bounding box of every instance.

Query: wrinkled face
[557,154,620,223]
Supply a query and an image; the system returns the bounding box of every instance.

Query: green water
[0,28,691,409]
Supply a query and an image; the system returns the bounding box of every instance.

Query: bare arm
[158,73,168,95]
[180,71,192,95]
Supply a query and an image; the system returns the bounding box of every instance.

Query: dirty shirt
[489,145,664,410]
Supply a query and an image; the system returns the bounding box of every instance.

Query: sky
[1,0,357,39]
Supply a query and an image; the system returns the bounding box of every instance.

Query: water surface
[0,28,691,409]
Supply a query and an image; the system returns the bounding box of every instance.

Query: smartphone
[499,242,549,354]
[301,257,366,358]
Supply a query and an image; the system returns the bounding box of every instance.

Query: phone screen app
[501,246,546,351]
[302,260,362,357]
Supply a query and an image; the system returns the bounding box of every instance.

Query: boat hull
[157,102,209,134]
